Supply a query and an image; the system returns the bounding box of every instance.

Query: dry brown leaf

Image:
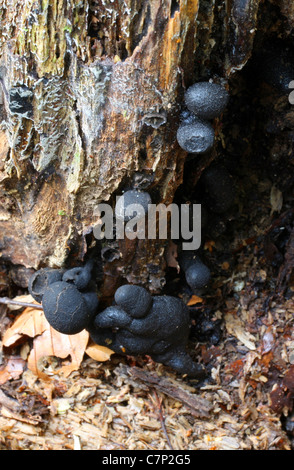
[0,357,26,385]
[85,342,114,362]
[187,295,203,306]
[2,306,90,380]
[2,307,47,346]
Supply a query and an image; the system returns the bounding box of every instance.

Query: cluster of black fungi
[28,81,232,378]
[177,81,229,155]
[29,263,205,378]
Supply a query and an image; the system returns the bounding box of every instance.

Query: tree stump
[0,0,292,300]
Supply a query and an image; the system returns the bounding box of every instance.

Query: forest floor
[0,150,294,450]
[0,283,293,450]
[0,205,293,451]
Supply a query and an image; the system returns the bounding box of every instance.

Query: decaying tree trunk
[0,0,292,300]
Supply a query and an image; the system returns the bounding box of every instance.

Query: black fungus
[115,189,152,222]
[28,268,64,303]
[87,286,206,378]
[184,82,229,120]
[176,120,215,154]
[191,308,222,345]
[82,290,100,316]
[178,251,211,291]
[94,305,132,329]
[114,284,153,318]
[42,281,96,335]
[185,259,211,291]
[62,259,94,290]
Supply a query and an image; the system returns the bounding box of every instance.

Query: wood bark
[0,0,292,299]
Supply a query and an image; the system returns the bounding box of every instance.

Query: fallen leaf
[187,295,203,306]
[0,357,26,385]
[2,306,89,380]
[86,343,114,362]
[28,327,89,380]
[2,307,47,346]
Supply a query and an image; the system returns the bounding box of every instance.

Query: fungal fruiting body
[62,259,95,290]
[177,81,229,155]
[184,82,229,120]
[28,261,99,335]
[176,120,215,154]
[115,189,152,222]
[114,284,153,318]
[87,284,206,378]
[28,268,64,303]
[179,251,211,292]
[185,260,211,292]
[42,281,93,335]
[29,268,205,377]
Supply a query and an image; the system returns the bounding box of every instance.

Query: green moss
[58,210,67,217]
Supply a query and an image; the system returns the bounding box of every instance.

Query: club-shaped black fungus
[28,268,64,303]
[177,120,215,154]
[178,250,197,272]
[87,286,206,378]
[62,259,94,290]
[94,306,132,329]
[184,82,229,120]
[179,251,211,291]
[114,284,153,318]
[201,163,235,214]
[185,259,211,291]
[42,281,94,335]
[82,291,99,316]
[115,189,152,222]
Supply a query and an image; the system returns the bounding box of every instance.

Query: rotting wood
[0,0,261,299]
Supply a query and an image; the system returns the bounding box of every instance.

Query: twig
[0,297,43,310]
[149,390,173,450]
[122,365,212,418]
